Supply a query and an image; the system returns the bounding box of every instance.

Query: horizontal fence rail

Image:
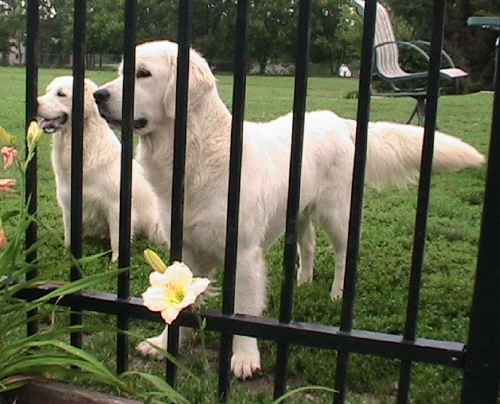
[15,284,466,368]
[18,0,500,403]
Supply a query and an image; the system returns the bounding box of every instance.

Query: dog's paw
[330,282,343,301]
[230,350,261,380]
[297,269,313,285]
[136,335,165,359]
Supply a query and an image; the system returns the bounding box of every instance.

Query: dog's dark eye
[136,68,152,79]
[57,90,66,97]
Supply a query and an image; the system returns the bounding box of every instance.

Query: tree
[310,0,362,75]
[86,0,125,55]
[0,0,25,65]
[249,0,297,74]
[192,0,235,63]
[36,0,73,56]
[136,0,177,44]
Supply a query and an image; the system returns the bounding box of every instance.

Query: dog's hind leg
[316,186,351,301]
[323,218,348,301]
[297,211,316,284]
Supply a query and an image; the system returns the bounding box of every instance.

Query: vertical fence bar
[333,0,376,402]
[70,0,86,349]
[25,0,39,337]
[167,0,193,387]
[170,2,192,262]
[116,0,138,374]
[273,0,312,399]
[396,0,445,402]
[460,43,500,404]
[218,0,250,402]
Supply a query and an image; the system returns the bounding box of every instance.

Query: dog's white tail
[343,119,485,190]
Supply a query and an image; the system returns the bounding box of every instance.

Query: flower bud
[0,126,15,147]
[27,121,44,145]
[144,249,168,274]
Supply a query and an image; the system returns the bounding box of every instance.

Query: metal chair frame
[354,0,468,125]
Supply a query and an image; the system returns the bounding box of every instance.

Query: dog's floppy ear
[83,78,99,114]
[162,55,178,119]
[162,49,216,118]
[187,50,216,105]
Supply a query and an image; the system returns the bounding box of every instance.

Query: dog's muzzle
[93,88,110,105]
[134,118,148,129]
[39,113,68,133]
[94,88,117,124]
[94,88,148,131]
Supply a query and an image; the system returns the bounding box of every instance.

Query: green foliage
[86,0,125,55]
[0,0,363,74]
[310,0,362,74]
[0,1,24,63]
[0,125,192,403]
[2,0,500,85]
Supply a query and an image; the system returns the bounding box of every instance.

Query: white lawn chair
[353,0,468,125]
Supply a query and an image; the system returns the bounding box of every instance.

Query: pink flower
[0,219,6,248]
[2,146,18,170]
[0,178,15,192]
[141,251,210,324]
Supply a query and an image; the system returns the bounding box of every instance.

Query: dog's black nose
[93,88,110,104]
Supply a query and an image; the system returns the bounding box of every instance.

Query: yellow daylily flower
[141,257,210,325]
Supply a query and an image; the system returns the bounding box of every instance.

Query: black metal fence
[21,0,500,403]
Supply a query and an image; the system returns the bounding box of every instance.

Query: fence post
[69,0,87,350]
[218,0,250,401]
[461,51,500,404]
[333,0,375,400]
[25,0,39,337]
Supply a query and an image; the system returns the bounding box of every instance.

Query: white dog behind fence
[94,40,484,379]
[339,64,352,77]
[37,76,166,262]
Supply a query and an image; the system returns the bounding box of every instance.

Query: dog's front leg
[230,246,267,379]
[137,325,191,354]
[136,325,169,357]
[61,205,71,248]
[107,204,120,262]
[231,335,261,380]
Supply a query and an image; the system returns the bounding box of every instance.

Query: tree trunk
[259,60,267,75]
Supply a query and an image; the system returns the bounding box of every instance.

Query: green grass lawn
[0,66,492,403]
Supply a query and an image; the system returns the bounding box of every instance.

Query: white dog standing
[94,40,484,379]
[37,76,166,261]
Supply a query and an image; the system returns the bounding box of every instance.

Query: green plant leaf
[123,371,192,404]
[1,210,20,222]
[270,386,336,403]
